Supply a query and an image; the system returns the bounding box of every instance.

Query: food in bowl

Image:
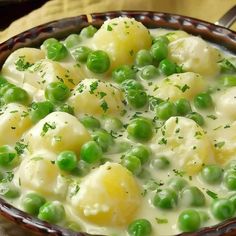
[0,16,235,236]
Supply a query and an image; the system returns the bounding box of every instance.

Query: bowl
[0,10,236,236]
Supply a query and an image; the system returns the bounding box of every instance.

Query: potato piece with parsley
[168,36,221,76]
[24,112,90,154]
[151,116,214,175]
[71,162,141,226]
[68,78,124,116]
[152,72,205,101]
[0,103,32,146]
[16,153,68,198]
[92,17,152,70]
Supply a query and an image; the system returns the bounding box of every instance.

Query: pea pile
[0,16,236,236]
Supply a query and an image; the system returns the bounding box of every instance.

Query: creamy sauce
[0,17,236,236]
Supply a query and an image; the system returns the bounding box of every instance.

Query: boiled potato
[92,17,152,70]
[68,78,124,116]
[16,152,68,198]
[71,162,141,226]
[24,112,90,154]
[151,117,214,174]
[210,121,236,164]
[169,36,221,76]
[0,103,32,146]
[152,72,205,101]
[215,87,236,121]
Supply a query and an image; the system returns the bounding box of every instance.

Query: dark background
[0,0,49,30]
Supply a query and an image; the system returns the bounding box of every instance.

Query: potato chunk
[0,103,32,146]
[152,72,205,101]
[71,162,141,226]
[169,36,221,76]
[151,117,214,175]
[92,17,152,70]
[24,112,90,154]
[68,78,124,116]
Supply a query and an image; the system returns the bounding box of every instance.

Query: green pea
[103,116,123,132]
[122,155,142,175]
[0,145,17,167]
[181,186,205,207]
[201,164,223,184]
[127,145,150,164]
[186,112,204,126]
[45,82,70,102]
[0,76,7,84]
[112,65,135,84]
[229,193,236,209]
[153,188,178,209]
[87,50,110,74]
[42,38,58,49]
[72,46,92,63]
[80,141,103,164]
[38,201,65,224]
[137,65,159,80]
[158,59,176,76]
[127,118,153,142]
[92,130,114,152]
[0,83,15,96]
[211,199,235,220]
[111,141,132,154]
[30,101,54,123]
[126,89,148,109]
[149,96,164,111]
[22,192,46,215]
[80,25,97,38]
[56,151,77,171]
[218,58,236,73]
[135,49,153,67]
[0,183,20,199]
[150,41,168,62]
[46,41,68,61]
[121,79,144,91]
[80,116,101,130]
[178,209,201,232]
[56,103,74,115]
[223,169,236,190]
[127,219,152,236]
[64,34,81,49]
[167,177,188,191]
[220,75,236,87]
[156,101,177,120]
[194,92,213,109]
[151,156,170,170]
[4,87,29,105]
[152,35,169,45]
[225,160,236,170]
[175,98,192,116]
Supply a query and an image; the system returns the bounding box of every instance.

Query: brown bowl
[0,10,236,236]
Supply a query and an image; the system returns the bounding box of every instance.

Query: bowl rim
[0,10,236,236]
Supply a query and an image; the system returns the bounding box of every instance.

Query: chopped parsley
[15,141,28,155]
[89,81,98,94]
[15,56,33,71]
[100,100,109,112]
[214,141,225,149]
[107,25,113,31]
[155,218,168,224]
[207,115,217,120]
[206,190,218,199]
[41,122,56,136]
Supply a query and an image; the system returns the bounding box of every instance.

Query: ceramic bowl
[0,11,236,236]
